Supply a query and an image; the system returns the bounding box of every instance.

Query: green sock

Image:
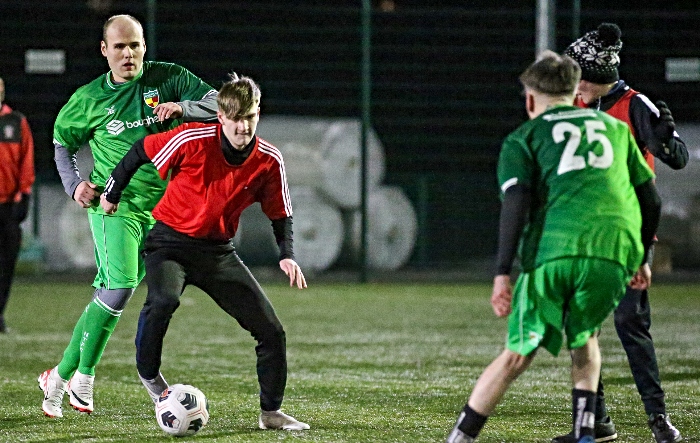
[56,305,89,380]
[76,298,121,376]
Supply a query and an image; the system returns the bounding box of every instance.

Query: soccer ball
[155,384,209,437]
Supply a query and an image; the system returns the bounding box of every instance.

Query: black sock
[595,395,609,423]
[595,374,609,422]
[456,404,488,438]
[572,389,596,438]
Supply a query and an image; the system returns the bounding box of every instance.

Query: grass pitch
[0,280,698,442]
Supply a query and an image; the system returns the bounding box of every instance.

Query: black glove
[652,100,675,142]
[11,193,30,222]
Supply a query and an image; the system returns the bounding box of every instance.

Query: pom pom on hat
[565,23,622,84]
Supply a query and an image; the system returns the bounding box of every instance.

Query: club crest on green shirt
[143,89,160,108]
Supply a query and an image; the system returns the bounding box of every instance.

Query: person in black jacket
[550,23,685,443]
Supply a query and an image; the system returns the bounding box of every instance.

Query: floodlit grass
[0,281,698,442]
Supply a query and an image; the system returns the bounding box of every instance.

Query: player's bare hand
[629,263,651,290]
[154,102,183,121]
[73,181,100,208]
[100,194,119,214]
[491,274,512,317]
[279,258,307,289]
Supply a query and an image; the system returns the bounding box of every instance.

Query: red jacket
[0,104,35,203]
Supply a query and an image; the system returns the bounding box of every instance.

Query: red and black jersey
[0,104,35,203]
[578,87,656,171]
[142,122,292,241]
[576,80,688,171]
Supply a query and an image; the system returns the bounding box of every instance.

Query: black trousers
[0,202,22,317]
[135,222,287,411]
[598,285,665,417]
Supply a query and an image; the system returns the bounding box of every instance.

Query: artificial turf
[1,281,698,442]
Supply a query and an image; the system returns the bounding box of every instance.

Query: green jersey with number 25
[497,105,655,273]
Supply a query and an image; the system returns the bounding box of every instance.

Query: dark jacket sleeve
[635,179,662,264]
[629,96,688,170]
[495,184,530,276]
[271,216,295,261]
[103,138,151,203]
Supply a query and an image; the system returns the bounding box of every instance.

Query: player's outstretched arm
[175,90,219,122]
[279,258,307,289]
[155,91,218,122]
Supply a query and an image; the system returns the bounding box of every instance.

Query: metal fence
[2,1,699,273]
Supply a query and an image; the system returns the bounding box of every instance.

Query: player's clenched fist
[73,180,100,208]
[100,193,119,214]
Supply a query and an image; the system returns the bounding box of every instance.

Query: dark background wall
[2,1,699,268]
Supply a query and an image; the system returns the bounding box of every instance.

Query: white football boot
[139,372,169,403]
[38,367,67,418]
[259,409,310,430]
[68,371,94,413]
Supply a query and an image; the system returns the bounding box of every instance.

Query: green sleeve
[53,92,91,154]
[497,129,534,196]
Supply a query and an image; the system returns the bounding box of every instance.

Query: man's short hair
[519,50,581,96]
[217,73,261,119]
[102,14,143,42]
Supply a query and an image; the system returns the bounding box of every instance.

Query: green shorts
[507,257,631,357]
[88,213,154,289]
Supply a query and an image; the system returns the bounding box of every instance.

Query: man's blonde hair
[519,50,581,96]
[217,73,261,120]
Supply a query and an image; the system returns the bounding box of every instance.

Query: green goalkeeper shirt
[497,105,655,273]
[53,61,216,223]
